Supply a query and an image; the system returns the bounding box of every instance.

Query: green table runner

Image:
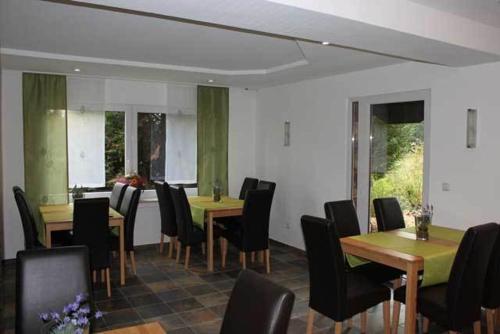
[189,196,244,229]
[346,225,464,287]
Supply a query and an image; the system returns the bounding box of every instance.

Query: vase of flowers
[413,204,433,241]
[39,293,102,334]
[213,180,221,203]
[71,185,85,201]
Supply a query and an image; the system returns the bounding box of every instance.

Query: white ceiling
[409,0,500,28]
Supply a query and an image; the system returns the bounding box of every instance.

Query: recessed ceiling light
[321,41,330,45]
[73,68,81,72]
[208,79,214,83]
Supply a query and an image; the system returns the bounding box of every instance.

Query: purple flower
[39,313,50,321]
[95,311,103,319]
[78,306,90,315]
[75,328,84,334]
[50,311,60,320]
[70,302,79,312]
[77,316,89,326]
[75,293,87,304]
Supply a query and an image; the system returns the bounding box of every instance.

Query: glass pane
[369,101,424,231]
[105,111,125,186]
[166,114,197,183]
[138,113,166,188]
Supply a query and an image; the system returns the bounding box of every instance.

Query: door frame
[347,89,431,233]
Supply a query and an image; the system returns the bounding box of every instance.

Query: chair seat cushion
[394,283,448,328]
[51,231,74,247]
[345,272,391,318]
[349,262,403,284]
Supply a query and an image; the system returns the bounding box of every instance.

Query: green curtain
[23,73,68,222]
[197,86,229,196]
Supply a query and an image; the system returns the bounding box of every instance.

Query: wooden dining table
[340,226,462,334]
[39,203,126,286]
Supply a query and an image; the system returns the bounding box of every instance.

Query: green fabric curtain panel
[197,86,229,196]
[23,73,68,217]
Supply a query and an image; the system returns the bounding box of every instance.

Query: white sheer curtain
[166,113,197,183]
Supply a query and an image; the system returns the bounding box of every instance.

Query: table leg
[45,225,52,248]
[405,262,419,334]
[207,212,214,272]
[119,221,125,286]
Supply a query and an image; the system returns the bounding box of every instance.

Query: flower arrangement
[40,293,102,334]
[114,173,146,189]
[71,185,85,200]
[411,204,433,240]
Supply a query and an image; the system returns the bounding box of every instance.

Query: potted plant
[39,293,102,334]
[71,185,85,200]
[412,204,433,240]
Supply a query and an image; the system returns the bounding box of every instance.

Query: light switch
[442,182,450,191]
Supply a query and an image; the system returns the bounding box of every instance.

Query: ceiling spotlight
[321,41,330,45]
[208,79,214,83]
[73,68,81,72]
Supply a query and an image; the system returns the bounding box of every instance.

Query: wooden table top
[99,322,165,334]
[40,203,123,224]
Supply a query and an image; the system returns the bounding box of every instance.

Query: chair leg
[423,317,430,333]
[306,309,315,334]
[240,252,246,269]
[259,250,264,263]
[265,249,271,274]
[347,318,353,328]
[184,246,191,270]
[383,301,390,334]
[335,321,342,334]
[221,238,228,268]
[473,321,481,334]
[92,270,96,284]
[487,309,495,334]
[176,241,182,264]
[101,269,105,283]
[251,252,255,263]
[168,237,175,258]
[201,242,206,256]
[496,307,500,326]
[392,278,402,334]
[129,251,137,274]
[360,311,367,333]
[159,233,164,253]
[105,268,111,298]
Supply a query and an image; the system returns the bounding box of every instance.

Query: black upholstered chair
[256,180,276,196]
[393,223,499,334]
[239,177,259,200]
[16,246,93,334]
[109,182,128,212]
[483,225,500,334]
[171,185,220,269]
[155,181,177,257]
[73,198,112,297]
[301,215,391,334]
[13,186,71,248]
[220,189,274,273]
[324,200,403,284]
[220,270,295,334]
[110,186,141,274]
[373,197,406,232]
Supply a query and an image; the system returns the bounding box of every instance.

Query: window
[105,111,125,186]
[137,113,166,188]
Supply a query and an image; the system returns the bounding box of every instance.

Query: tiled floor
[0,240,493,333]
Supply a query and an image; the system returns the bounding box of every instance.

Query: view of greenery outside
[137,113,166,189]
[370,119,424,229]
[105,111,125,187]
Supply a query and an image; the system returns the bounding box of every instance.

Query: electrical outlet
[442,182,451,191]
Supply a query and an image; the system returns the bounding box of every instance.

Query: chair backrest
[446,222,498,330]
[16,246,93,334]
[118,186,141,250]
[220,270,295,334]
[170,186,196,245]
[13,186,42,249]
[239,177,259,200]
[373,197,406,231]
[240,189,274,252]
[73,198,110,270]
[109,182,128,211]
[301,215,347,321]
[257,180,276,195]
[324,200,361,238]
[483,224,500,309]
[155,181,177,237]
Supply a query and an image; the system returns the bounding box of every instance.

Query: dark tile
[139,272,168,283]
[178,308,219,325]
[169,327,195,334]
[208,304,227,318]
[96,298,132,312]
[195,293,229,308]
[135,302,173,319]
[104,308,142,327]
[147,279,179,293]
[167,298,204,313]
[185,284,217,296]
[190,319,222,334]
[198,273,231,283]
[209,280,235,292]
[157,313,186,331]
[158,288,191,303]
[128,293,162,307]
[119,284,153,297]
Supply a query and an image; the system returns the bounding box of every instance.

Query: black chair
[220,189,274,273]
[373,197,406,231]
[239,177,259,200]
[13,186,71,248]
[16,246,93,334]
[301,215,391,334]
[220,270,295,334]
[257,180,276,197]
[393,223,499,334]
[110,186,141,274]
[155,181,177,257]
[170,185,220,269]
[73,198,112,297]
[109,182,128,212]
[483,225,500,334]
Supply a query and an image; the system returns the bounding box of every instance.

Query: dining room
[3,1,500,334]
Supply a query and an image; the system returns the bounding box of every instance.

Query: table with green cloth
[188,196,244,229]
[346,225,465,287]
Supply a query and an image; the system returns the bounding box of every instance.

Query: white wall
[256,61,500,249]
[0,70,257,259]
